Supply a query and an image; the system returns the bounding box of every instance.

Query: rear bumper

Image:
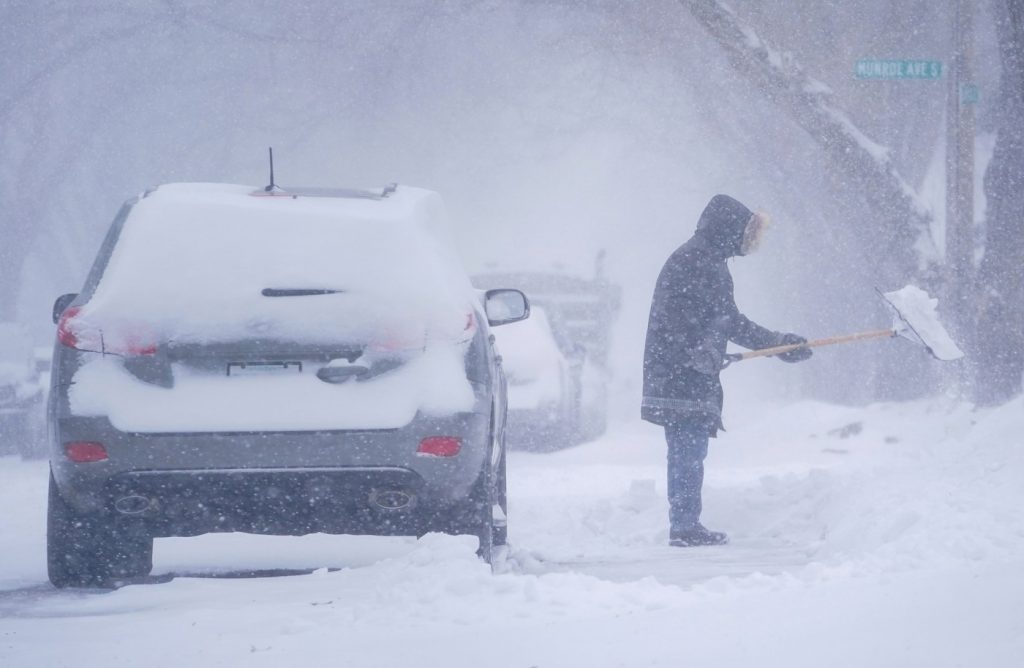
[51,411,490,537]
[102,466,440,537]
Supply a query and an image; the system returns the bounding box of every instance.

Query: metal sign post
[945,0,975,350]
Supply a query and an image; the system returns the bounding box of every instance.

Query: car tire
[47,472,153,588]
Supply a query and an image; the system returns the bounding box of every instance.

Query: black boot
[669,524,728,547]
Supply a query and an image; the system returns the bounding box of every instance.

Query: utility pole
[945,0,975,347]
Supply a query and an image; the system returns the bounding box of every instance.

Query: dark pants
[665,420,710,531]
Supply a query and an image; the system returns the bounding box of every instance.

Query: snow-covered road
[2,398,1023,667]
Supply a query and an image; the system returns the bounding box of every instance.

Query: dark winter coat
[641,195,782,433]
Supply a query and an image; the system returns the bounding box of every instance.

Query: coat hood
[694,194,753,258]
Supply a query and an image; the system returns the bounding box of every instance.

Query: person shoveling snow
[641,195,813,548]
[642,195,963,549]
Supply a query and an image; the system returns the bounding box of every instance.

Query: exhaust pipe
[369,489,415,511]
[114,494,154,515]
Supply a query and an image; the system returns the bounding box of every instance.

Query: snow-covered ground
[2,397,1023,667]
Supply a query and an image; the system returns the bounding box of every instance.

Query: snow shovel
[724,285,964,365]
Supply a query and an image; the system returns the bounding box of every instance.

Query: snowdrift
[2,397,1022,666]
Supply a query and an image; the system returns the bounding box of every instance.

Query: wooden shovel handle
[734,329,896,361]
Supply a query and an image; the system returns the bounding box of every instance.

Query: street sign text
[855,59,943,80]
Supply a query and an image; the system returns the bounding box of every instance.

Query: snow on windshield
[81,183,474,348]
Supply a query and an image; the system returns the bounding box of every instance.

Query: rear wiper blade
[261,288,345,297]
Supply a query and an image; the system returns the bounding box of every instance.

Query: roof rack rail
[251,185,398,200]
[247,149,400,200]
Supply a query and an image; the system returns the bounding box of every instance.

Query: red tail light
[57,306,83,348]
[455,312,477,343]
[367,328,427,353]
[417,436,462,457]
[116,337,158,356]
[64,441,109,463]
[57,307,157,356]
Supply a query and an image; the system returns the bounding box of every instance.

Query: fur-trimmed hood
[695,194,761,258]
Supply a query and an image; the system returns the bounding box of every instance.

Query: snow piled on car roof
[66,183,481,431]
[81,182,472,347]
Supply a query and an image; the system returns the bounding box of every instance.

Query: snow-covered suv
[488,306,586,450]
[47,183,528,587]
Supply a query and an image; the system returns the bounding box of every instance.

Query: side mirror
[484,289,530,327]
[52,293,78,324]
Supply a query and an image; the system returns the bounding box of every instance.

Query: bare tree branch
[680,0,936,287]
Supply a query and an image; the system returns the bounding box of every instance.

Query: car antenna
[264,147,281,193]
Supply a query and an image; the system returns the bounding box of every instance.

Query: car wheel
[47,472,153,588]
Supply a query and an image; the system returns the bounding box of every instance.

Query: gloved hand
[688,343,726,375]
[777,333,812,363]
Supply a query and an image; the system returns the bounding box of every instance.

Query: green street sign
[855,59,943,80]
[961,83,980,104]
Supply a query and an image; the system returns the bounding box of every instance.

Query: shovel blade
[880,286,964,361]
